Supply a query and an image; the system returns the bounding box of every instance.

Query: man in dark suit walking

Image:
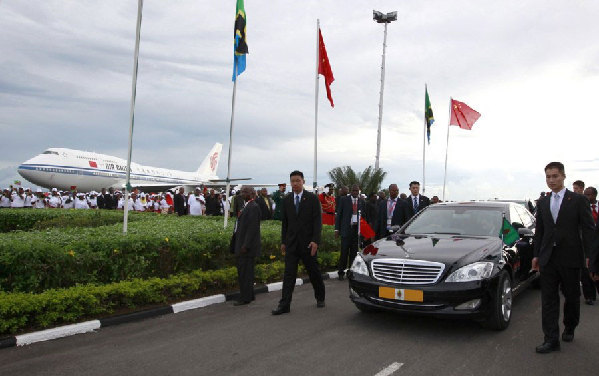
[406,181,430,219]
[335,184,365,280]
[582,186,599,304]
[174,187,186,216]
[532,162,595,353]
[272,170,325,315]
[375,184,409,240]
[232,186,261,306]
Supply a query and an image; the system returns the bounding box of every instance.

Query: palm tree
[328,166,387,195]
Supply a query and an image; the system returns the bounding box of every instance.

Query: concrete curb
[0,271,340,349]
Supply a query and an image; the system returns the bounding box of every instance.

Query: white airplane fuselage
[17,144,222,192]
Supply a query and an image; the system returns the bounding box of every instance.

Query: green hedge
[0,252,339,335]
[0,208,143,232]
[0,213,338,293]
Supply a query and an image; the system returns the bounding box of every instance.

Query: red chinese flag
[360,217,375,240]
[89,161,98,168]
[449,99,481,130]
[318,29,335,107]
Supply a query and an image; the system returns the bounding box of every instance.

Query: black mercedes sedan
[348,201,538,330]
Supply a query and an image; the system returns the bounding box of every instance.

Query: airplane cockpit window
[42,151,59,155]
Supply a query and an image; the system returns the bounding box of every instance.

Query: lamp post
[373,10,397,171]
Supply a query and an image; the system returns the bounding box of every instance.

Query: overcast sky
[1,0,598,200]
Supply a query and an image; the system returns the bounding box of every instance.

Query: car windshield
[404,207,504,237]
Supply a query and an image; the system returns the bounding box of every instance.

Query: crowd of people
[0,186,228,215]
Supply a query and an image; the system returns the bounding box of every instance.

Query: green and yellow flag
[500,218,519,246]
[425,85,434,144]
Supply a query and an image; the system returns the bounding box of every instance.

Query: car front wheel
[484,270,512,330]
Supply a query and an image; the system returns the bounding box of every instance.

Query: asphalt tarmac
[1,278,598,376]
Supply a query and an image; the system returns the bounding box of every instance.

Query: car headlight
[350,254,369,276]
[445,262,494,283]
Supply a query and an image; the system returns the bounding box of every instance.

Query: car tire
[484,270,512,331]
[354,302,380,313]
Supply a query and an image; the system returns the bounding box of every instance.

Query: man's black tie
[295,195,300,214]
[413,196,418,213]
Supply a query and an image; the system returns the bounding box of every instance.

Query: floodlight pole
[373,11,396,170]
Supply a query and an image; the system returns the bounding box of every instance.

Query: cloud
[1,0,598,200]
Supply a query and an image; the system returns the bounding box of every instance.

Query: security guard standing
[271,183,286,220]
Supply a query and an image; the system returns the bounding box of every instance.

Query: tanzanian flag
[233,0,248,81]
[425,85,434,144]
[500,217,519,246]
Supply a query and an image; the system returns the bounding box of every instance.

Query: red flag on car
[360,217,375,240]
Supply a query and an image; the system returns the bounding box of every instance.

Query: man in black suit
[532,162,595,353]
[375,184,409,240]
[582,186,599,304]
[256,188,273,220]
[335,184,366,280]
[98,188,114,210]
[174,187,186,216]
[232,186,261,306]
[406,181,430,219]
[272,170,325,315]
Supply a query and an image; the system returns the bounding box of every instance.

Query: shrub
[0,214,338,293]
[0,209,142,232]
[0,252,339,335]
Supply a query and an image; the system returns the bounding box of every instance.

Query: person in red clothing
[319,183,336,226]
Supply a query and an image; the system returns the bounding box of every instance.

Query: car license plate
[379,286,423,302]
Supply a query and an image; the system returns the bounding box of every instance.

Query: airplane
[17,143,253,193]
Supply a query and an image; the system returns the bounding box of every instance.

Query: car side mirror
[511,222,524,230]
[518,228,534,239]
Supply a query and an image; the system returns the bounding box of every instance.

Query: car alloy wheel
[500,277,512,322]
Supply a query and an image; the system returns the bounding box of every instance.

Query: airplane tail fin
[196,143,223,178]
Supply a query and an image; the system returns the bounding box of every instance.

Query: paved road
[1,279,599,376]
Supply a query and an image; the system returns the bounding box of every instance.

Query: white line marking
[16,320,101,346]
[267,282,283,292]
[172,294,226,313]
[374,362,404,376]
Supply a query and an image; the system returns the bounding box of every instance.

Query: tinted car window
[514,204,534,228]
[404,207,503,236]
[509,204,524,227]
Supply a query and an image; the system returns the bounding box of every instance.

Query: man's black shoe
[233,300,250,306]
[535,341,560,353]
[562,328,575,342]
[585,299,595,305]
[316,300,325,308]
[271,305,290,315]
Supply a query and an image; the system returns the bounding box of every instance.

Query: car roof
[432,201,511,209]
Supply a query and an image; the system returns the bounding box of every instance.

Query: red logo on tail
[210,152,218,172]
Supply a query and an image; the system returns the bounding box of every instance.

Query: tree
[328,166,387,195]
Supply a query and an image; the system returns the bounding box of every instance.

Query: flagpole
[442,97,452,202]
[358,209,362,252]
[313,19,320,191]
[422,84,427,194]
[224,65,238,229]
[123,0,143,234]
